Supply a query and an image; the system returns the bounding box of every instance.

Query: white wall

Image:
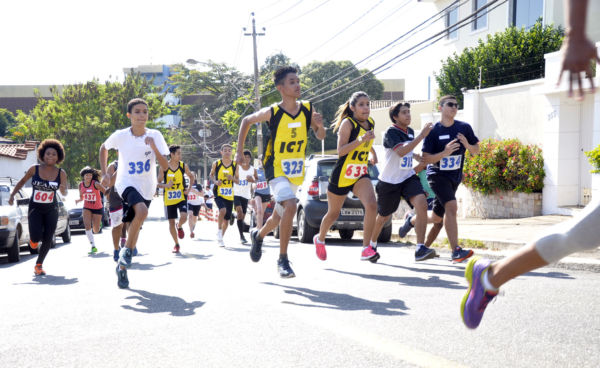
[0,150,38,183]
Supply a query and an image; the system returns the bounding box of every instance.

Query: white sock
[481,269,499,292]
[86,229,95,247]
[217,229,223,239]
[370,240,377,248]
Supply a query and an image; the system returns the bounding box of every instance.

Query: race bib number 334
[440,154,462,171]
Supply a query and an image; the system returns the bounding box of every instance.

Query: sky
[0,0,432,86]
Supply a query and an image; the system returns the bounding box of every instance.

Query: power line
[261,0,305,25]
[268,0,333,27]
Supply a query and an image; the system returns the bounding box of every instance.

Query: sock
[279,254,288,261]
[370,240,377,249]
[237,219,244,237]
[217,229,223,239]
[481,269,499,292]
[417,243,425,250]
[86,229,95,247]
[120,237,126,246]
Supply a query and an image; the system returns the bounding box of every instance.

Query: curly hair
[37,139,65,164]
[79,166,100,181]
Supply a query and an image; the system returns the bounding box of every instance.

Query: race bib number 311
[281,159,304,178]
[33,190,54,204]
[440,154,462,171]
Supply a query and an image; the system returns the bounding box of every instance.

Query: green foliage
[10,74,169,185]
[463,139,545,194]
[585,144,600,173]
[435,20,564,107]
[0,108,17,137]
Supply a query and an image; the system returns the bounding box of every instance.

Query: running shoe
[116,265,129,289]
[172,244,180,253]
[313,234,327,261]
[398,214,414,238]
[90,246,98,254]
[452,247,474,263]
[29,240,39,250]
[177,226,185,239]
[250,229,263,262]
[229,216,235,226]
[34,264,45,276]
[277,258,296,278]
[190,231,195,239]
[461,257,498,329]
[218,238,225,247]
[415,246,436,261]
[133,247,138,257]
[240,235,248,245]
[360,245,378,261]
[113,249,119,262]
[118,247,133,268]
[369,251,381,263]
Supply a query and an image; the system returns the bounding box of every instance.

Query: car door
[15,190,30,243]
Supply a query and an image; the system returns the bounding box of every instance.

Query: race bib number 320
[344,164,368,179]
[440,154,462,171]
[281,159,304,177]
[166,190,182,200]
[33,190,54,204]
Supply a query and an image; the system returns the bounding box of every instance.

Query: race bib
[219,187,232,197]
[188,193,197,201]
[344,164,368,179]
[256,181,268,190]
[281,159,304,177]
[440,154,462,171]
[399,156,413,169]
[166,190,183,200]
[33,190,54,204]
[83,193,96,202]
[127,159,151,175]
[238,179,249,186]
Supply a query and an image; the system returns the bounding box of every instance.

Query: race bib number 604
[281,159,304,177]
[33,190,54,204]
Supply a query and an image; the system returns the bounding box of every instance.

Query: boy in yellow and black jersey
[157,145,196,253]
[210,144,236,247]
[236,66,325,278]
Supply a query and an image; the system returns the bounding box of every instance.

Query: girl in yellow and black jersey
[313,91,380,262]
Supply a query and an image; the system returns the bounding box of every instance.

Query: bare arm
[422,139,461,164]
[184,163,196,188]
[311,110,326,140]
[209,161,221,186]
[369,147,378,165]
[107,163,118,187]
[336,119,374,157]
[94,180,107,193]
[393,123,434,158]
[59,169,68,196]
[236,107,272,164]
[8,166,36,205]
[99,144,110,187]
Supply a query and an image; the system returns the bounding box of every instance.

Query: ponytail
[332,91,370,133]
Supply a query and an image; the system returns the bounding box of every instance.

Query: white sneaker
[218,239,225,247]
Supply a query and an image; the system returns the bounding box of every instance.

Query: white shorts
[269,176,298,203]
[109,208,123,227]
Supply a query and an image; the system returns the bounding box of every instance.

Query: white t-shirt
[187,189,204,206]
[103,127,170,200]
[233,165,255,199]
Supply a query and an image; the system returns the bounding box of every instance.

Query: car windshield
[317,160,379,178]
[0,185,10,206]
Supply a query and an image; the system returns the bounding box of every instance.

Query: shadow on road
[130,262,172,271]
[264,282,409,316]
[86,252,110,259]
[15,275,79,286]
[121,289,205,316]
[327,268,466,290]
[177,253,213,260]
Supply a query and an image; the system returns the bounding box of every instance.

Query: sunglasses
[445,102,459,108]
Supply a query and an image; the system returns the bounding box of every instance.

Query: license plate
[69,220,79,225]
[340,208,363,216]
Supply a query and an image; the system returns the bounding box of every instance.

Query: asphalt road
[1,202,599,368]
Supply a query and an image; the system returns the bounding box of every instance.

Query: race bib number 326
[219,188,232,197]
[33,190,54,204]
[281,159,304,177]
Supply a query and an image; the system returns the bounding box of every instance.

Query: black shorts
[121,187,152,223]
[214,197,233,220]
[187,204,201,216]
[234,196,249,214]
[84,207,104,216]
[328,175,370,196]
[206,202,213,210]
[166,200,188,219]
[254,192,271,203]
[428,174,460,218]
[376,175,425,217]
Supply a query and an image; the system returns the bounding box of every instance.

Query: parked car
[280,155,392,244]
[0,178,71,263]
[66,193,110,232]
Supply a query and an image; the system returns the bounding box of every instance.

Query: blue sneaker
[133,247,138,257]
[250,229,263,262]
[452,247,474,263]
[119,247,132,268]
[116,265,129,289]
[113,249,119,262]
[415,246,436,261]
[398,214,414,238]
[461,257,498,329]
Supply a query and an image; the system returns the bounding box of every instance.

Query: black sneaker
[229,216,235,226]
[398,214,414,238]
[452,247,474,263]
[240,235,248,245]
[116,265,129,289]
[415,246,436,261]
[250,229,263,262]
[119,247,132,268]
[277,258,296,278]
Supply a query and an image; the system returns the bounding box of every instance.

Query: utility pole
[195,111,212,187]
[244,12,265,157]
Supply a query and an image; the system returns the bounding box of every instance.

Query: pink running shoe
[177,226,185,239]
[360,245,378,261]
[313,235,327,261]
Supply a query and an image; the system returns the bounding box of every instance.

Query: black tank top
[30,165,61,207]
[106,161,123,209]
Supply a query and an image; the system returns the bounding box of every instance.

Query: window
[446,6,459,40]
[511,0,543,29]
[472,0,488,31]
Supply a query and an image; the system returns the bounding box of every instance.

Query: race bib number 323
[281,159,304,177]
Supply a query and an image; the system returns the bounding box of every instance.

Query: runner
[8,139,68,276]
[75,166,107,254]
[233,149,257,244]
[366,101,435,262]
[236,66,325,278]
[210,144,236,247]
[461,0,600,329]
[106,160,129,262]
[253,156,271,229]
[100,98,170,289]
[313,91,379,261]
[186,183,204,238]
[157,144,195,253]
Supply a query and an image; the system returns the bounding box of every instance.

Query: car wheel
[297,208,317,244]
[378,224,392,243]
[339,229,354,241]
[7,232,21,263]
[61,224,71,243]
[273,225,280,239]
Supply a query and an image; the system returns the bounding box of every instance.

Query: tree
[435,20,564,107]
[0,108,16,137]
[11,74,170,185]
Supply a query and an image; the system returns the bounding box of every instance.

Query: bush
[463,139,544,194]
[585,145,600,173]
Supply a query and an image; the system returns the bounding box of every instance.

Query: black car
[0,178,71,263]
[288,155,392,243]
[66,197,110,232]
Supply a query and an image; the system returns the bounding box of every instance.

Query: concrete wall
[0,150,38,182]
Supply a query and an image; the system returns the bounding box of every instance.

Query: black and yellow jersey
[163,161,187,206]
[263,101,312,186]
[330,117,375,188]
[214,159,236,201]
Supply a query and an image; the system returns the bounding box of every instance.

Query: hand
[235,151,245,165]
[413,153,423,163]
[558,36,600,99]
[360,130,375,143]
[75,199,81,204]
[419,122,434,138]
[369,156,378,165]
[312,112,324,129]
[184,188,189,195]
[166,179,174,188]
[144,136,156,148]
[456,133,469,147]
[246,175,253,182]
[414,162,427,174]
[216,180,223,186]
[443,139,460,156]
[226,174,234,181]
[8,194,14,206]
